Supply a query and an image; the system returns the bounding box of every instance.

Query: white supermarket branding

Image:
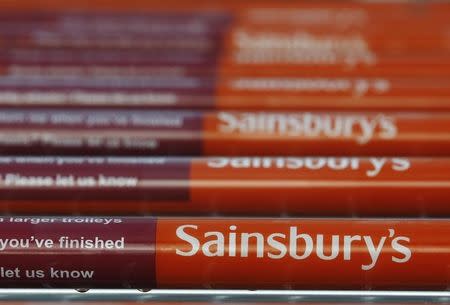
[230,77,391,96]
[207,157,410,177]
[218,112,397,144]
[175,225,411,271]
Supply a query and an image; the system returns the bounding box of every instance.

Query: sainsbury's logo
[217,112,397,144]
[175,224,411,271]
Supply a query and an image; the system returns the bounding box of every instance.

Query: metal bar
[0,289,447,303]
